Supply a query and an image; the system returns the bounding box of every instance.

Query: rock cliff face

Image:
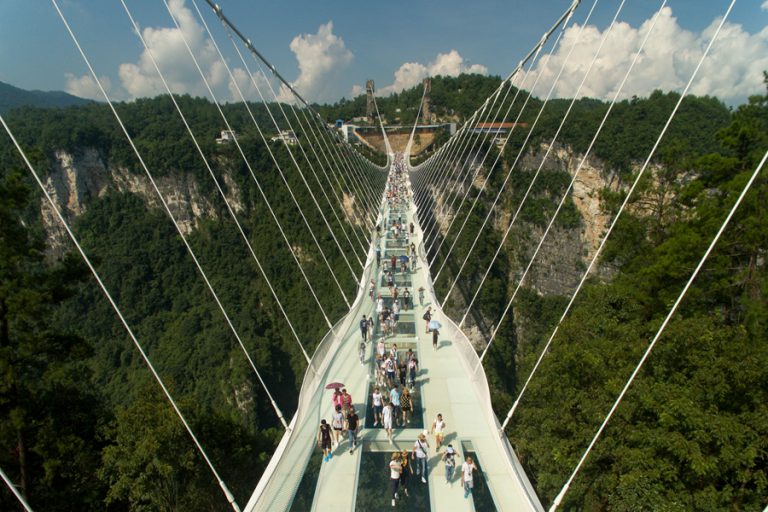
[434,142,624,349]
[511,142,621,295]
[40,148,243,253]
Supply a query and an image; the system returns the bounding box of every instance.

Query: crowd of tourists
[318,154,478,506]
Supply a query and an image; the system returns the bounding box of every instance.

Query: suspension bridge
[1,0,766,511]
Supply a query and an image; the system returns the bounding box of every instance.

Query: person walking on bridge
[389,452,402,507]
[442,445,457,483]
[383,402,394,444]
[462,456,478,499]
[412,432,430,483]
[432,413,446,450]
[318,419,333,462]
[399,449,411,497]
[372,386,384,426]
[360,315,369,342]
[423,307,432,333]
[345,408,360,453]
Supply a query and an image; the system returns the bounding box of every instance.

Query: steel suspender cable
[405,82,429,158]
[423,85,508,252]
[497,0,738,435]
[51,0,289,436]
[199,0,387,196]
[413,0,580,218]
[422,94,499,242]
[429,54,541,275]
[1,110,243,512]
[466,0,667,334]
[452,0,625,318]
[0,465,33,512]
[118,0,312,365]
[180,0,353,308]
[158,0,340,323]
[191,0,361,284]
[220,23,367,271]
[434,0,589,288]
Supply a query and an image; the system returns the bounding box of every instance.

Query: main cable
[497,0,738,432]
[453,0,625,319]
[2,106,243,511]
[118,0,312,365]
[52,0,289,434]
[159,0,340,323]
[434,0,591,288]
[183,0,354,307]
[0,464,34,512]
[195,0,363,280]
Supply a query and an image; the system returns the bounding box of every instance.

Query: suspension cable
[428,52,542,271]
[434,0,589,287]
[452,0,625,317]
[1,108,243,511]
[422,84,510,251]
[185,0,354,307]
[0,465,33,512]
[427,1,581,270]
[495,0,738,433]
[53,0,289,435]
[428,46,550,275]
[210,7,365,274]
[159,0,341,322]
[420,100,498,245]
[118,0,312,365]
[551,152,764,512]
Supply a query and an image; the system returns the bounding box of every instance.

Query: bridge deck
[245,157,542,511]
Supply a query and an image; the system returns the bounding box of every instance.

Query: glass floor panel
[288,451,323,511]
[462,447,498,512]
[355,449,431,511]
[364,345,425,430]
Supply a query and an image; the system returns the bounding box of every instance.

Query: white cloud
[117,0,225,99]
[513,7,768,105]
[277,21,353,104]
[64,72,112,100]
[63,0,271,103]
[367,49,488,98]
[762,0,768,11]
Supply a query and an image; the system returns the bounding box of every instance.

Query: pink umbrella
[325,382,345,390]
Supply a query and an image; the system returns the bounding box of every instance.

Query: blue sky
[0,0,766,106]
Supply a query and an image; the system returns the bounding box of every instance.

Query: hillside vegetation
[0,73,766,511]
[0,95,383,510]
[420,74,768,510]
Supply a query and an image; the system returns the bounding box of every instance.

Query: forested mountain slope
[420,76,768,510]
[0,95,383,510]
[0,74,765,511]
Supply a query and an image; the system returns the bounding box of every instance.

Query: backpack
[423,312,429,320]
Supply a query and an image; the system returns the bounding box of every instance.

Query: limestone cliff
[40,148,243,254]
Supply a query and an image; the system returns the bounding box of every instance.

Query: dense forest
[0,94,385,510]
[1,69,766,511]
[417,75,768,510]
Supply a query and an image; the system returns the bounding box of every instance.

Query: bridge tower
[366,80,376,121]
[422,77,432,124]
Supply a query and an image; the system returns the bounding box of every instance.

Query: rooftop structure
[215,129,238,144]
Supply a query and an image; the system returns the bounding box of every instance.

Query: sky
[0,0,766,107]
